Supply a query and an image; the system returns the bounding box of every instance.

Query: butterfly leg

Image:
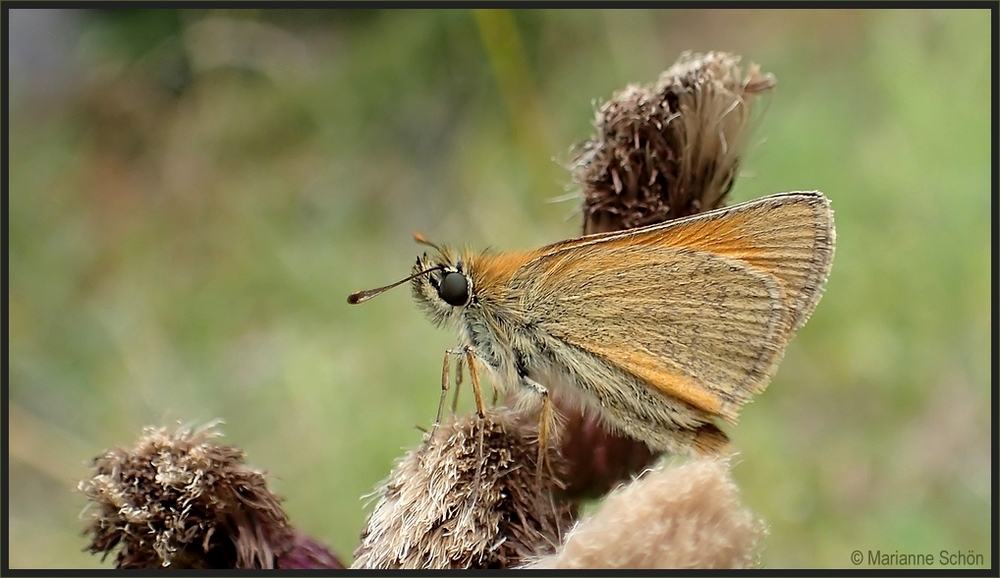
[434,350,453,426]
[522,376,557,486]
[460,347,487,417]
[436,346,486,420]
[428,347,470,451]
[420,350,452,459]
[451,354,465,415]
[458,346,488,508]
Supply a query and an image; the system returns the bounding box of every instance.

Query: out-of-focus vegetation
[8,8,991,569]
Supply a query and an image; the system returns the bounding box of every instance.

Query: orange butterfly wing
[510,192,834,420]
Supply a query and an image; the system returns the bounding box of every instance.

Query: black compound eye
[438,272,469,306]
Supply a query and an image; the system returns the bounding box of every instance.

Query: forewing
[534,192,835,336]
[649,192,835,335]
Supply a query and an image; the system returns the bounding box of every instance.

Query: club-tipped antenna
[347,265,444,305]
[412,231,441,252]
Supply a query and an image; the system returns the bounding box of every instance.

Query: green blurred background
[7,8,992,569]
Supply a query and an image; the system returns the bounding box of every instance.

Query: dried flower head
[527,457,768,569]
[79,422,343,569]
[353,407,574,569]
[574,51,776,234]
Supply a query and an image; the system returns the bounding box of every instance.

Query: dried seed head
[574,51,776,234]
[353,407,573,569]
[79,422,342,569]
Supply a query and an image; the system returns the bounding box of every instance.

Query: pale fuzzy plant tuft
[527,457,768,569]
